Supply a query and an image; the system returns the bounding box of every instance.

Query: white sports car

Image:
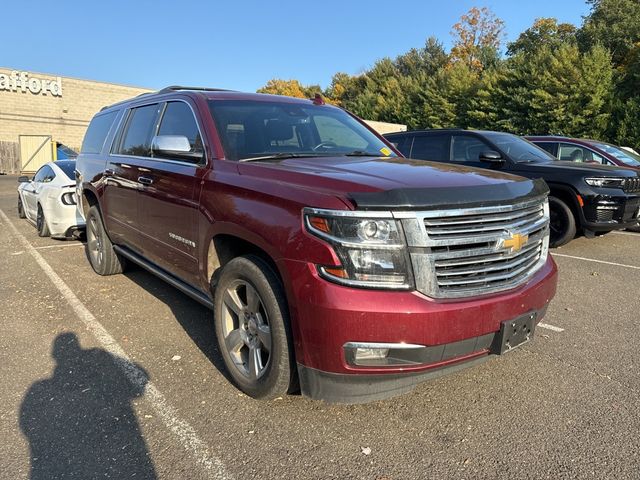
[17,160,85,238]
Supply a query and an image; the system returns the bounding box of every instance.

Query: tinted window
[81,111,117,154]
[387,135,412,157]
[157,102,203,153]
[33,165,55,183]
[208,100,395,161]
[410,134,450,161]
[483,133,553,163]
[451,135,490,162]
[558,143,605,164]
[119,104,161,157]
[55,160,76,180]
[535,142,557,156]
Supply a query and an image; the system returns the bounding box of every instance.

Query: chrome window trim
[109,98,207,166]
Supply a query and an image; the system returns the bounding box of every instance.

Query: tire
[214,255,296,399]
[85,205,125,275]
[36,204,50,237]
[17,196,26,219]
[548,196,576,248]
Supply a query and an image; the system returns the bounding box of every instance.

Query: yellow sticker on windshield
[380,147,392,156]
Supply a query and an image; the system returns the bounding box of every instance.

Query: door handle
[138,176,154,186]
[104,168,115,176]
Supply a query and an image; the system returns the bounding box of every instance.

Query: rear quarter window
[81,111,118,154]
[410,134,450,161]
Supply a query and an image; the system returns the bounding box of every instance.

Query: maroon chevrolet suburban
[76,87,558,403]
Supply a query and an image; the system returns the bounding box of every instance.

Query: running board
[113,245,214,310]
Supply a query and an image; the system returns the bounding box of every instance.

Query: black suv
[384,129,640,247]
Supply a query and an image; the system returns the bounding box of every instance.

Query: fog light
[355,347,389,361]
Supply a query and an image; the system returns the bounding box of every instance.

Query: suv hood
[239,156,547,210]
[517,160,639,177]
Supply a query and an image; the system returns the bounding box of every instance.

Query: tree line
[257,0,640,148]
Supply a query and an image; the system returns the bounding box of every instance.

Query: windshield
[484,133,555,163]
[208,100,396,161]
[55,160,76,180]
[590,142,640,167]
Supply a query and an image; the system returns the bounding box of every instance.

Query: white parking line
[538,323,565,333]
[0,209,231,480]
[33,243,84,250]
[552,253,640,270]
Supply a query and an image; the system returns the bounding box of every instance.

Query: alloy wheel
[87,215,103,267]
[220,280,272,380]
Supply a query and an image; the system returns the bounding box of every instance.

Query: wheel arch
[206,233,283,290]
[81,187,100,219]
[546,182,583,226]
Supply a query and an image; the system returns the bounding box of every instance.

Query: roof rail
[100,85,232,111]
[157,85,232,94]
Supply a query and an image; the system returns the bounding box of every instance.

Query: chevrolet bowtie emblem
[502,233,529,253]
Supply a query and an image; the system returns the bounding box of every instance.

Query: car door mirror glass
[151,135,202,162]
[18,176,30,183]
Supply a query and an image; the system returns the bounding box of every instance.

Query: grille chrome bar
[436,245,541,277]
[399,196,550,299]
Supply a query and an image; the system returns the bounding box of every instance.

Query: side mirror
[479,150,504,164]
[151,135,203,162]
[18,176,30,183]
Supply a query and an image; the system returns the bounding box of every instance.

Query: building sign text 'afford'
[0,71,62,97]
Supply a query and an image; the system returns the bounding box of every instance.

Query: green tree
[450,7,505,72]
[579,0,640,67]
[257,79,323,99]
[497,43,612,138]
[507,18,577,56]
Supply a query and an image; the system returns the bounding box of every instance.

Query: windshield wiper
[344,150,383,157]
[238,153,321,163]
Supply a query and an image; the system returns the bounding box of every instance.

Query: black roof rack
[157,85,232,94]
[100,85,233,111]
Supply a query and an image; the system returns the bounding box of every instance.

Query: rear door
[409,133,451,162]
[105,103,163,251]
[135,99,207,286]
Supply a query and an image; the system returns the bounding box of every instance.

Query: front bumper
[280,256,558,403]
[581,193,640,232]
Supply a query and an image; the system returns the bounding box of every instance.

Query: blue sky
[4,0,589,92]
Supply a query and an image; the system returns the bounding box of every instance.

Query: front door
[136,100,207,286]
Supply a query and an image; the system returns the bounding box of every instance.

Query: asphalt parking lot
[1,174,639,480]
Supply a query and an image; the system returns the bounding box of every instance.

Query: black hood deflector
[349,178,549,211]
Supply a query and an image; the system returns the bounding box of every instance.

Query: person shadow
[19,332,157,479]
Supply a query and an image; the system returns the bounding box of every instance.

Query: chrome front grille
[624,177,640,193]
[398,197,550,299]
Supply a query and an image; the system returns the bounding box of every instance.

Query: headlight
[304,208,412,289]
[61,192,77,205]
[584,177,626,188]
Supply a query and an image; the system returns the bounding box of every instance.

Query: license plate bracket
[493,312,536,355]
